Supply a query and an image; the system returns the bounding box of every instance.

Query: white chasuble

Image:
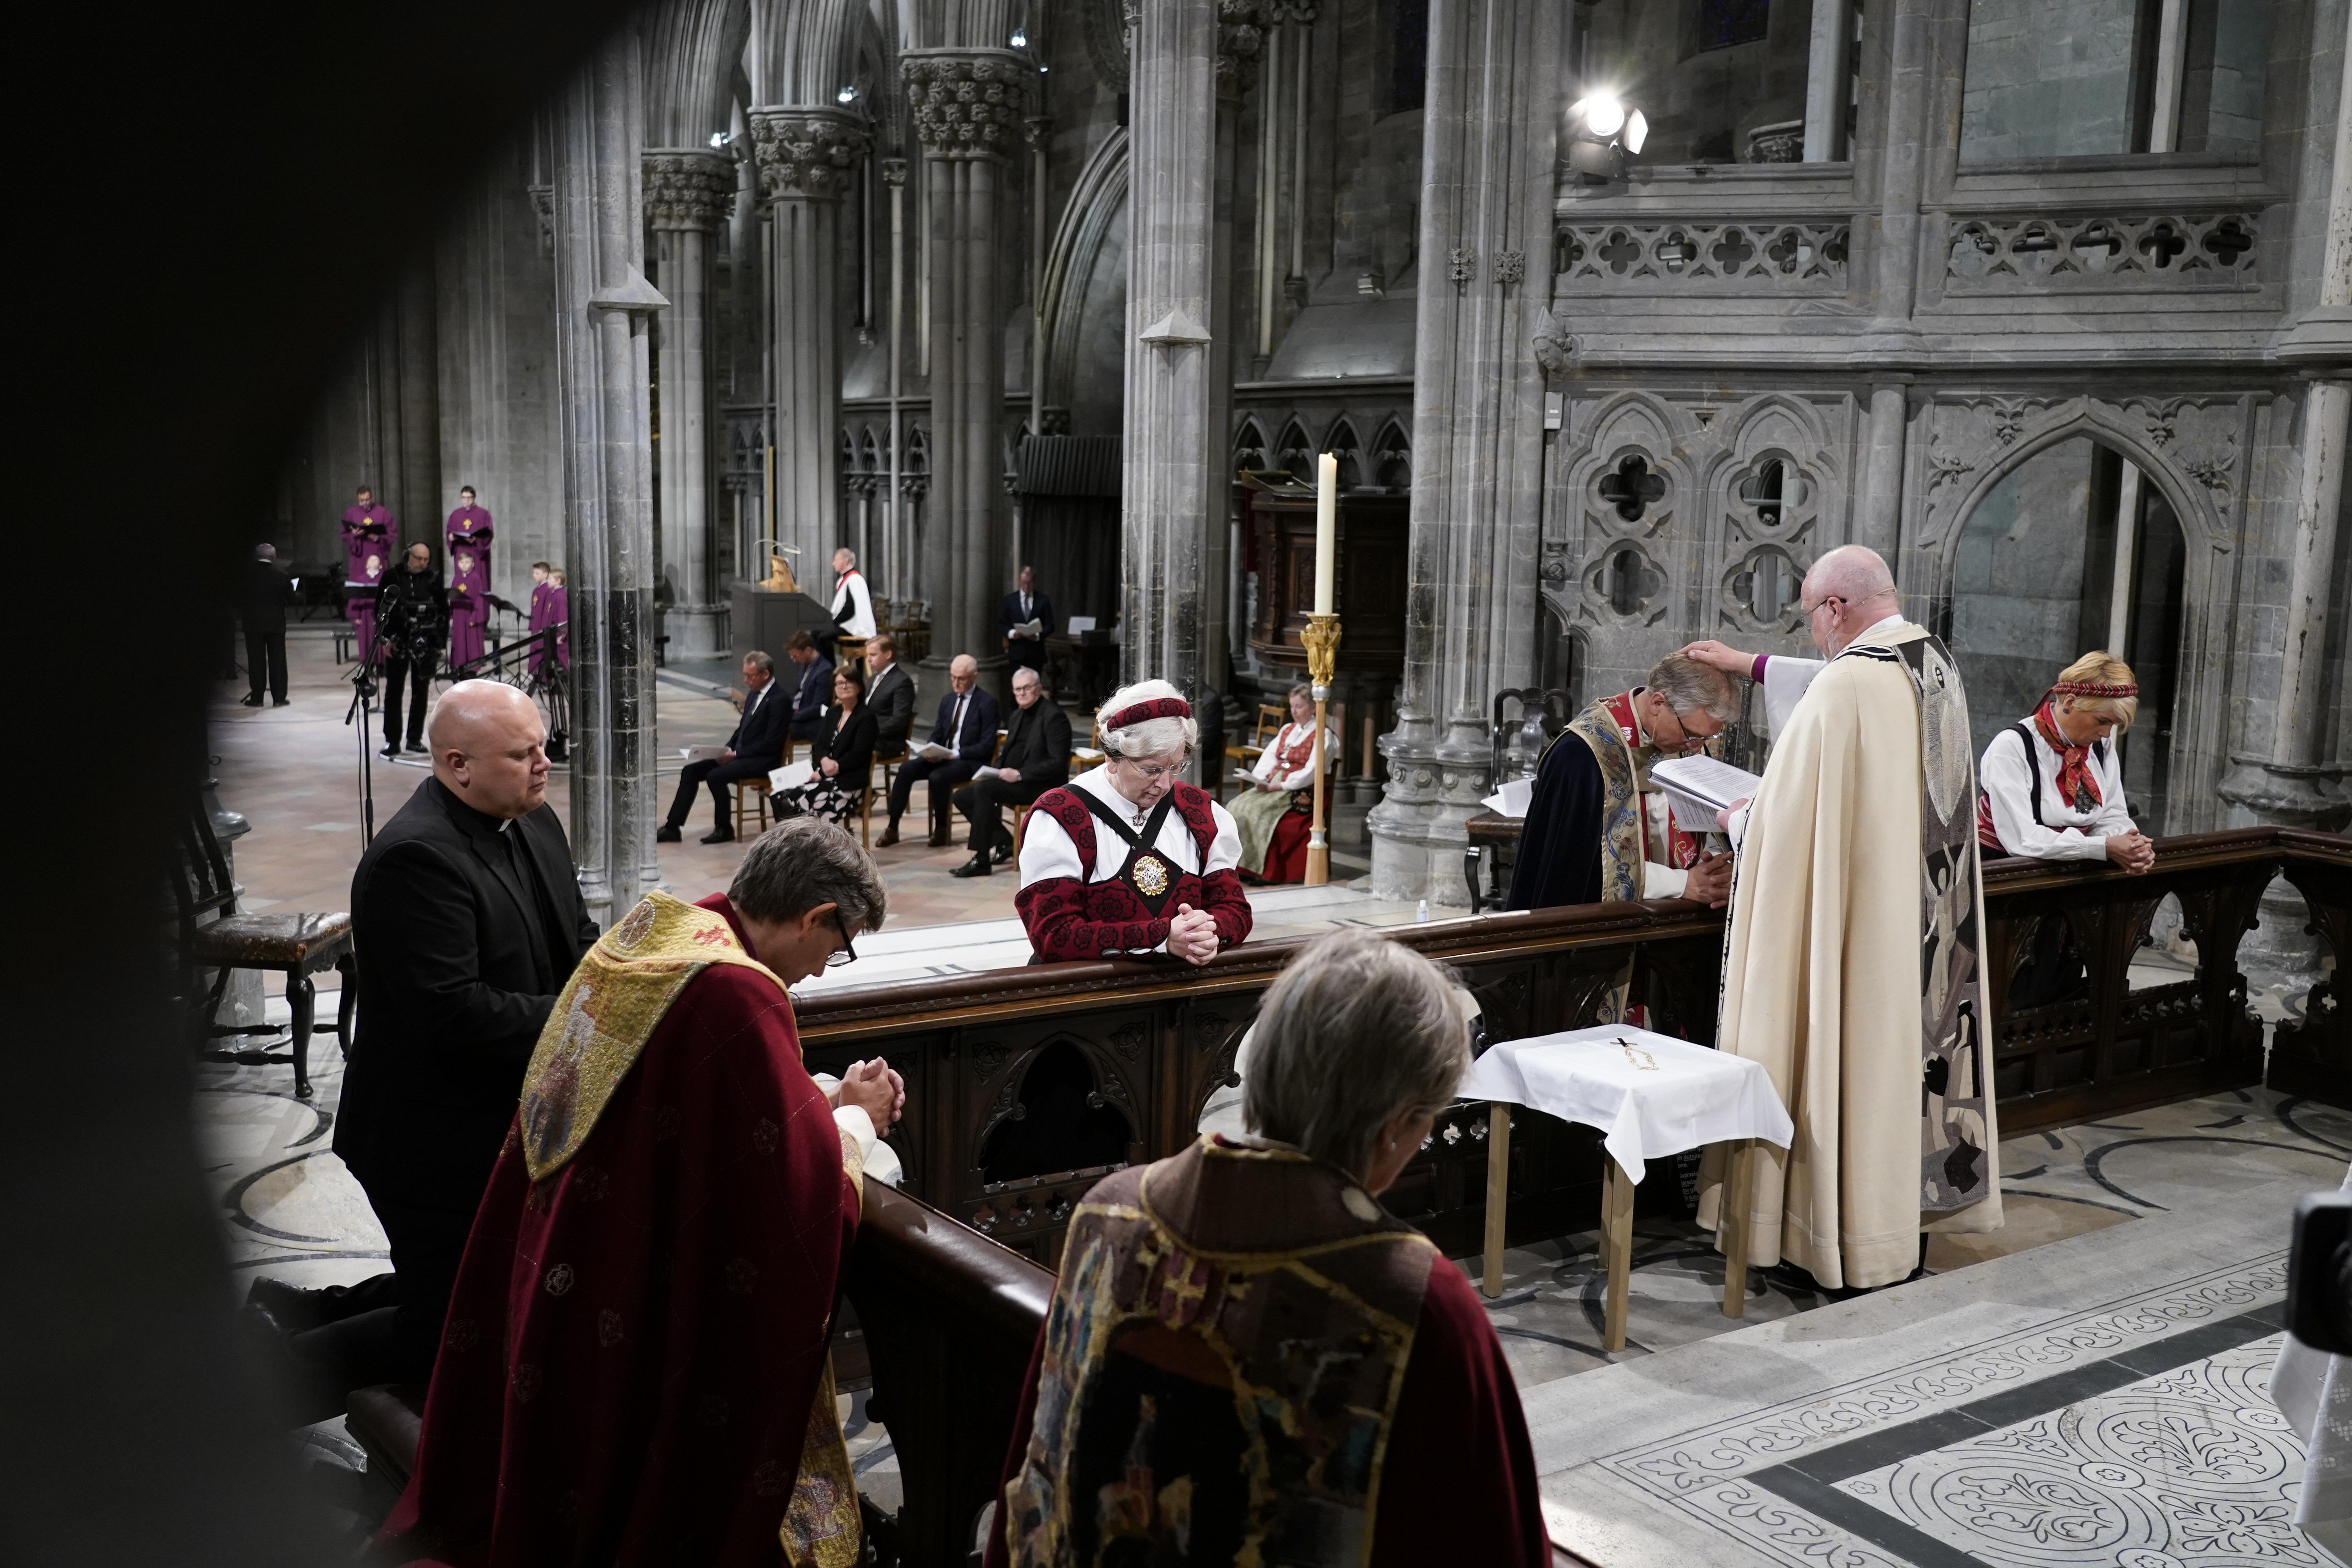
[1703,620,2001,1290]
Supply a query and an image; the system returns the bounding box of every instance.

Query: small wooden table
[1463,1026,1793,1353]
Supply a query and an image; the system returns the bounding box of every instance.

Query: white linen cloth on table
[1458,1024,1794,1183]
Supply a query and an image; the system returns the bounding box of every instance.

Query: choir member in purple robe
[447,546,489,669]
[340,485,396,662]
[526,561,562,677]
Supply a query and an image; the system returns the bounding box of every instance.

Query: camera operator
[249,679,599,1421]
[2278,1165,2352,1548]
[375,541,448,757]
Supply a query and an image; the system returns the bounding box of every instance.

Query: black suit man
[879,652,1000,847]
[239,542,296,706]
[950,662,1073,875]
[998,564,1055,676]
[657,651,792,845]
[263,681,599,1420]
[863,632,918,755]
[782,630,833,744]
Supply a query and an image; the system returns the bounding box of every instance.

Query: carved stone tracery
[747,109,871,201]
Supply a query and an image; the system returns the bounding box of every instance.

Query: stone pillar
[1855,377,1909,559]
[645,149,734,657]
[750,109,870,589]
[1120,2,1218,701]
[553,25,668,927]
[1858,0,1939,356]
[1368,0,1561,905]
[905,49,1028,679]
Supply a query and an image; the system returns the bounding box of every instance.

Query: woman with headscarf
[1228,682,1338,884]
[1014,679,1254,964]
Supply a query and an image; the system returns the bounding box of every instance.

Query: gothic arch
[1040,128,1129,410]
[1371,417,1412,492]
[1232,417,1270,475]
[645,0,751,147]
[1913,392,2254,832]
[1325,418,1364,488]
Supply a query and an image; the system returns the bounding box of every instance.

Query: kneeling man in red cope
[1014,680,1254,964]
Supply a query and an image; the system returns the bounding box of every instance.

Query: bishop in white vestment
[1684,546,2002,1290]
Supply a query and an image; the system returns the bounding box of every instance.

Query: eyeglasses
[826,910,858,968]
[1117,760,1181,782]
[1801,593,1846,620]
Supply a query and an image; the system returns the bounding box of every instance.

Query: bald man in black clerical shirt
[244,679,598,1422]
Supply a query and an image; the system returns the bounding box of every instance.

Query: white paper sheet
[767,760,814,792]
[1649,755,1764,833]
[1480,777,1536,818]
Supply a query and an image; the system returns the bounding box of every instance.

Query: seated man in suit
[878,652,999,848]
[998,564,1054,677]
[863,632,918,757]
[783,629,834,744]
[251,681,600,1422]
[656,650,791,845]
[949,663,1072,876]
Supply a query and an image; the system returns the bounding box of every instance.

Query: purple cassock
[527,579,571,675]
[445,507,493,669]
[340,503,396,659]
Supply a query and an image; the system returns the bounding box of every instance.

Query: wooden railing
[833,827,2345,1564]
[804,828,2345,1267]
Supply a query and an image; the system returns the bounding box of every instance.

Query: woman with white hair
[1014,679,1254,964]
[983,929,1548,1567]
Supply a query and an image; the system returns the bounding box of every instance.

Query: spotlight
[837,85,858,105]
[708,131,731,149]
[1564,90,1647,183]
[1010,27,1028,48]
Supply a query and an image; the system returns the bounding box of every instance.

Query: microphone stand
[345,627,385,846]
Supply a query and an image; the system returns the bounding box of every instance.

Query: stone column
[1368,0,1561,905]
[1854,377,1909,559]
[905,49,1028,679]
[750,109,870,589]
[553,25,668,927]
[1120,2,1218,701]
[645,149,734,657]
[1857,0,1939,357]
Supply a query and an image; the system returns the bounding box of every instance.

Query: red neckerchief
[2032,700,2101,812]
[1598,690,1702,870]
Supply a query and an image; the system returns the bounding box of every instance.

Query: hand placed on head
[1679,640,1755,677]
[1166,903,1219,966]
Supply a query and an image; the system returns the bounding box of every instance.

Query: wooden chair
[1221,703,1286,800]
[730,779,772,840]
[176,797,355,1101]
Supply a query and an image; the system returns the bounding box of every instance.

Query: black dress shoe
[655,823,682,843]
[950,854,993,878]
[379,745,401,759]
[405,742,430,755]
[990,840,1013,866]
[699,826,735,845]
[270,697,291,707]
[238,692,263,707]
[875,824,900,848]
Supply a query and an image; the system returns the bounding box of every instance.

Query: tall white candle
[1313,452,1338,616]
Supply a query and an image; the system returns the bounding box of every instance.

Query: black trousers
[276,1191,475,1425]
[954,774,1054,851]
[379,651,436,748]
[887,755,983,832]
[666,755,779,830]
[245,629,288,701]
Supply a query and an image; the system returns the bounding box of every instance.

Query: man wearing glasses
[1504,652,1741,937]
[383,817,904,1564]
[1679,544,2003,1298]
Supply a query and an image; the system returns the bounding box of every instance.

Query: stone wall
[1960,0,2144,160]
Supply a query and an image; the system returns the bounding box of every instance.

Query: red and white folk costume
[1014,696,1253,962]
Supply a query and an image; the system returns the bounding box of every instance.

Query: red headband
[2052,679,2138,700]
[1103,696,1192,729]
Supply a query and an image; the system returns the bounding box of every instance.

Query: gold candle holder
[1299,613,1342,886]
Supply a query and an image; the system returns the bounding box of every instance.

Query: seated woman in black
[773,664,877,829]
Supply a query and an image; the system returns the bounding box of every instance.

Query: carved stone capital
[901,50,1031,161]
[1216,0,1267,85]
[880,156,908,189]
[641,149,735,230]
[747,109,871,201]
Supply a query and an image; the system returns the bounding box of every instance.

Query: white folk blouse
[1245,721,1339,793]
[1978,720,2133,861]
[1016,765,1243,955]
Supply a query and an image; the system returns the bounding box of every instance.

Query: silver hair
[254,543,277,561]
[1243,929,1470,1180]
[1097,679,1200,760]
[834,545,858,566]
[729,816,888,935]
[1646,652,1742,724]
[743,649,775,675]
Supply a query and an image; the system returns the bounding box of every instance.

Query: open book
[915,741,956,763]
[681,745,729,765]
[1009,618,1044,639]
[1648,755,1763,835]
[767,760,813,793]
